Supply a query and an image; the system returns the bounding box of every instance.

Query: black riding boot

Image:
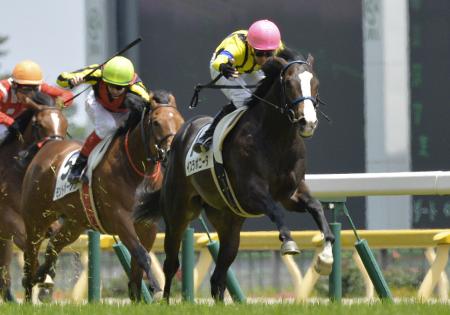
[17,143,40,169]
[193,103,236,153]
[68,154,88,184]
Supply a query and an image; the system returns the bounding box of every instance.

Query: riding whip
[64,37,143,105]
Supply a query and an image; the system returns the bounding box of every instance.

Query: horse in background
[0,93,68,302]
[134,55,335,302]
[20,90,184,302]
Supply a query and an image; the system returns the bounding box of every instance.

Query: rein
[189,59,331,123]
[124,129,161,180]
[189,74,257,109]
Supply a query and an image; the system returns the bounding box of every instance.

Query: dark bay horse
[0,93,68,302]
[135,55,335,302]
[20,91,184,302]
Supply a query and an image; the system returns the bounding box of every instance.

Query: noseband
[280,60,318,123]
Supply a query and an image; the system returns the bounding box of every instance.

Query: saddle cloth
[185,107,263,218]
[185,106,247,176]
[53,135,114,233]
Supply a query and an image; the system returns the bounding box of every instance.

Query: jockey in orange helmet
[193,19,284,153]
[57,56,151,183]
[0,60,73,146]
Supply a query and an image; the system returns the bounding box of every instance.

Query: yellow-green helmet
[102,56,135,86]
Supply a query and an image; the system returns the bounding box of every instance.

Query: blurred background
[1,0,449,300]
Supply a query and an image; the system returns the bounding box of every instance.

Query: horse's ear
[168,94,177,108]
[149,98,158,110]
[307,54,315,68]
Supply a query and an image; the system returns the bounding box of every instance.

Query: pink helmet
[247,19,281,50]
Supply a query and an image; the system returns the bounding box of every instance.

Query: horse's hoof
[314,252,333,275]
[37,275,54,303]
[37,286,53,303]
[3,289,17,303]
[152,290,163,302]
[281,240,300,255]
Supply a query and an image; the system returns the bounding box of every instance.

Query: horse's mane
[2,92,55,145]
[115,90,173,138]
[152,90,172,105]
[276,46,304,62]
[246,47,306,107]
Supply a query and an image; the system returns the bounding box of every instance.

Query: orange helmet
[12,60,43,85]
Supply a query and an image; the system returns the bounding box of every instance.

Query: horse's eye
[152,121,160,127]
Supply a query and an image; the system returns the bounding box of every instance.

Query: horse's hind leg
[113,212,155,302]
[162,198,199,302]
[0,239,15,302]
[282,180,334,275]
[37,219,84,282]
[22,228,47,302]
[204,206,244,302]
[133,221,161,301]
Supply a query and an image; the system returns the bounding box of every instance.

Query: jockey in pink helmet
[193,19,283,153]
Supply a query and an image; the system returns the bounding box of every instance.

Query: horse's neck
[105,126,156,182]
[251,95,300,147]
[3,125,34,154]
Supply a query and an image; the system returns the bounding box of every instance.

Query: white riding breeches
[209,55,265,107]
[0,124,9,144]
[85,91,129,139]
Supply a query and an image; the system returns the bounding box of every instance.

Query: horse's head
[256,54,319,138]
[280,54,319,137]
[26,94,68,142]
[146,90,185,162]
[2,93,68,147]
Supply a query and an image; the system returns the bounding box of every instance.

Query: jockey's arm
[0,111,14,126]
[57,64,102,89]
[40,83,75,107]
[129,82,151,103]
[211,34,246,72]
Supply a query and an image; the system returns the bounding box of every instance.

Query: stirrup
[16,150,30,168]
[68,168,85,184]
[193,136,212,153]
[68,173,82,184]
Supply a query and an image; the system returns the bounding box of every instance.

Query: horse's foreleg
[0,239,14,302]
[204,207,244,302]
[285,180,334,243]
[242,180,298,255]
[283,180,334,275]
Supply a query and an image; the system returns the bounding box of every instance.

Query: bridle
[234,59,325,124]
[125,103,177,178]
[280,60,319,123]
[140,104,177,163]
[31,108,65,147]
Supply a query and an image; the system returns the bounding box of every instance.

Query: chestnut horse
[0,93,68,302]
[20,91,184,302]
[135,55,335,302]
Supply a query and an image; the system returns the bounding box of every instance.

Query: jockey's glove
[219,63,238,79]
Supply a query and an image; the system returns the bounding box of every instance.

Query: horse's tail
[133,189,162,224]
